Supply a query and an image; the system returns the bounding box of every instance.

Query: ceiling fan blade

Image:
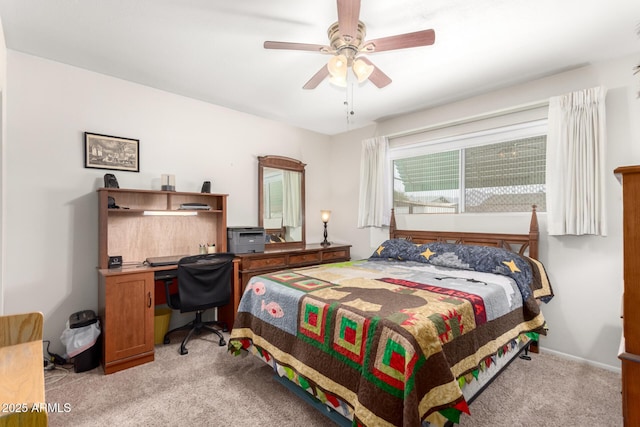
[264,41,330,52]
[303,65,330,90]
[358,57,391,88]
[337,0,361,42]
[364,29,435,53]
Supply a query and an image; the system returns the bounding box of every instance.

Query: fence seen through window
[393,135,547,214]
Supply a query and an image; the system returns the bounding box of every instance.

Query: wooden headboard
[389,205,539,260]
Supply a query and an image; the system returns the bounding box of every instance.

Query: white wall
[2,51,331,354]
[330,54,640,371]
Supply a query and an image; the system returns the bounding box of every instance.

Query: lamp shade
[321,210,331,223]
[352,58,374,83]
[328,54,348,79]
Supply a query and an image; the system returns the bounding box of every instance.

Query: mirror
[258,155,306,248]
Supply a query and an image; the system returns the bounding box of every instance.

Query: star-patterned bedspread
[229,243,552,427]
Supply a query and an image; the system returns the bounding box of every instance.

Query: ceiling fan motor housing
[328,21,366,61]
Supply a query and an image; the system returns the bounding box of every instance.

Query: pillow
[414,242,534,300]
[370,240,554,303]
[370,239,421,261]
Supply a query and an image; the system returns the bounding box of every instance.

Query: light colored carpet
[457,351,622,426]
[44,332,622,426]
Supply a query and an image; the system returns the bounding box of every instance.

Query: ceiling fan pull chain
[344,81,355,127]
[349,82,355,118]
[343,96,350,126]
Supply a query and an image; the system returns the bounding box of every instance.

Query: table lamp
[321,210,331,247]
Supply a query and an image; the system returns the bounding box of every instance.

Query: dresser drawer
[323,249,350,261]
[289,252,322,265]
[243,255,287,270]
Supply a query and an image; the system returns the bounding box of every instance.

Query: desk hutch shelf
[98,188,228,269]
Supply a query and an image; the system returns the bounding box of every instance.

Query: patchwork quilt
[229,241,553,426]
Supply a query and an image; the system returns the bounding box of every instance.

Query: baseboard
[539,347,621,374]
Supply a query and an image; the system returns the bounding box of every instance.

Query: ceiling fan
[264,0,436,89]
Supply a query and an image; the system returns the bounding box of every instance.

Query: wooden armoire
[615,165,640,426]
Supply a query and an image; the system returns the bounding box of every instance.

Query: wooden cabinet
[98,271,155,374]
[98,188,228,268]
[615,165,640,426]
[235,244,351,295]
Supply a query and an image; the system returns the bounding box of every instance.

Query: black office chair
[163,252,235,355]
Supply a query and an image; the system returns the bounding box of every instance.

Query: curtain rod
[386,99,550,139]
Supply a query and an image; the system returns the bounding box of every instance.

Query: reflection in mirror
[263,167,302,242]
[259,156,306,248]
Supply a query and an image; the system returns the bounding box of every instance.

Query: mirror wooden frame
[258,155,306,249]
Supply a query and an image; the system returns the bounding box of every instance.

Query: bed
[228,207,553,426]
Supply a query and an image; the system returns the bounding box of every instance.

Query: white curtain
[546,86,607,236]
[282,170,301,228]
[358,136,390,228]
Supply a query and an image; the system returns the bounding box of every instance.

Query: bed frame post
[389,208,396,236]
[528,205,539,260]
[528,204,541,354]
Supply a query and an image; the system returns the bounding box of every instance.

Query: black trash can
[63,310,102,373]
[73,335,101,373]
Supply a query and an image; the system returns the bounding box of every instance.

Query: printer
[227,227,265,254]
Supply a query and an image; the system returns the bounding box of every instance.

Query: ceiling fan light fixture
[352,58,374,82]
[328,54,348,79]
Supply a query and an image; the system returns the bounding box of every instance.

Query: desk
[98,260,239,375]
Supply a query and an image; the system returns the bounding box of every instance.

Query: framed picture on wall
[84,132,140,172]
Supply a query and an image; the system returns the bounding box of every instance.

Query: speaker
[104,173,119,188]
[201,181,211,193]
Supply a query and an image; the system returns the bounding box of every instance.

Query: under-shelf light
[143,210,198,216]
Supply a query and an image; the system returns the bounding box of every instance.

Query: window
[391,121,547,214]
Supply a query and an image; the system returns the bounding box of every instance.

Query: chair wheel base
[219,339,226,347]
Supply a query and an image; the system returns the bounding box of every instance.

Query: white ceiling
[1,0,639,135]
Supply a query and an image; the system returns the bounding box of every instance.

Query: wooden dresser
[235,243,351,295]
[615,165,640,426]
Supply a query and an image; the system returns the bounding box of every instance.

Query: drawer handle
[147,292,152,308]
